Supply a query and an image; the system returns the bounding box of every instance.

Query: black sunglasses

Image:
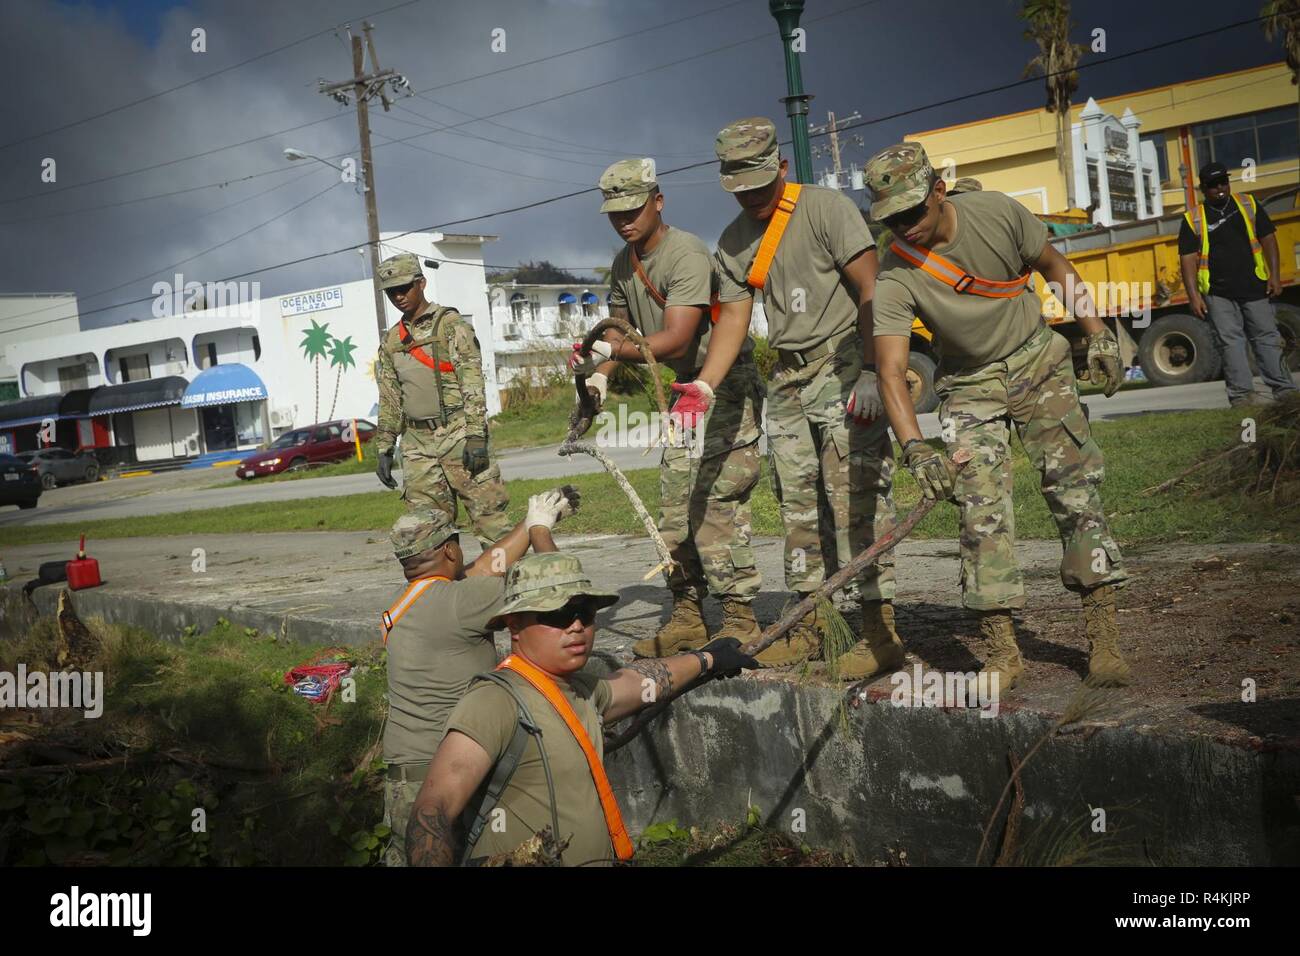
[536,600,599,629]
[385,280,418,296]
[882,183,936,232]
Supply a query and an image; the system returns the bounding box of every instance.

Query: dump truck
[898,187,1300,413]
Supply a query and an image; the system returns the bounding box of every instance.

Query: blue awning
[0,393,62,430]
[580,292,599,304]
[557,292,577,304]
[181,363,268,409]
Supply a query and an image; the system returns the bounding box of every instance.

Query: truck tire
[1274,304,1300,372]
[1138,313,1222,387]
[907,351,939,413]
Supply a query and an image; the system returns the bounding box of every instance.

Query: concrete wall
[0,294,81,384]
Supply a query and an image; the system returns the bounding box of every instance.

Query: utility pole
[810,110,862,189]
[318,22,411,340]
[769,0,813,184]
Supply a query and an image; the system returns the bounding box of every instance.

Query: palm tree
[1262,0,1300,182]
[299,320,332,422]
[1021,0,1086,211]
[326,335,358,420]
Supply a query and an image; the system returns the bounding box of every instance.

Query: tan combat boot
[633,594,708,658]
[754,597,821,668]
[715,598,761,646]
[1082,585,1132,687]
[834,601,907,681]
[979,610,1025,691]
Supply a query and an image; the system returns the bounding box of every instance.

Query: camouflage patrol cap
[390,508,459,560]
[598,158,658,213]
[715,117,780,192]
[949,177,983,195]
[376,252,424,290]
[864,142,936,221]
[487,553,619,628]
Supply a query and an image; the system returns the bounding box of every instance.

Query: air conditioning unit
[186,437,199,455]
[502,324,521,340]
[269,408,293,428]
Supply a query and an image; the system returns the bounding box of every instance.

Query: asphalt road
[0,375,1291,530]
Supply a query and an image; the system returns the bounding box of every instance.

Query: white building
[0,231,497,463]
[0,293,81,399]
[487,281,611,391]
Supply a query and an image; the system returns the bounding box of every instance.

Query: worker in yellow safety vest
[1178,161,1297,407]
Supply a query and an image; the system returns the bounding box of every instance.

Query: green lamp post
[770,0,814,184]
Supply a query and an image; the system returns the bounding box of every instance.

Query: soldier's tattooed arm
[602,653,707,722]
[404,731,494,867]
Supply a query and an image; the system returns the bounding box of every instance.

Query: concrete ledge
[608,679,1300,866]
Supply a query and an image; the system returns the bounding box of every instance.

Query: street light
[769,0,814,185]
[283,147,363,187]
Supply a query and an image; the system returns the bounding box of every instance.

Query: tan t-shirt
[609,226,752,377]
[873,191,1050,372]
[383,575,503,767]
[446,669,615,867]
[714,184,875,351]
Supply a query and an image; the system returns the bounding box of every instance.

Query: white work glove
[569,340,614,376]
[526,489,576,531]
[585,371,608,408]
[845,368,884,424]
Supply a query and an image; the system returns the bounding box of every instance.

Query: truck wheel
[906,351,939,413]
[1274,305,1300,372]
[1137,313,1221,387]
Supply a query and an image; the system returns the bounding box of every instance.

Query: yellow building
[906,62,1298,218]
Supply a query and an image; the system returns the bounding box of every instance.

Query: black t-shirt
[1177,196,1275,301]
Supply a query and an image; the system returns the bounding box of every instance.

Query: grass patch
[3,407,1293,550]
[0,595,388,865]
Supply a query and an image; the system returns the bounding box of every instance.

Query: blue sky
[2,0,1287,330]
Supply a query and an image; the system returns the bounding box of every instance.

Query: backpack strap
[459,672,560,865]
[746,182,802,289]
[397,307,457,426]
[629,245,668,308]
[889,237,1032,299]
[381,575,449,643]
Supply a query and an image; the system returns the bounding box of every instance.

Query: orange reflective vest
[889,237,1033,299]
[745,182,802,290]
[381,574,449,643]
[1185,194,1268,295]
[496,653,635,861]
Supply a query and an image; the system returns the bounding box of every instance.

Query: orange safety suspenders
[397,320,456,373]
[381,575,450,643]
[496,653,635,861]
[888,237,1032,299]
[629,244,722,325]
[745,182,802,290]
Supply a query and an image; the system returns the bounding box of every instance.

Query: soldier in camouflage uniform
[374,252,511,547]
[570,158,765,656]
[681,118,904,681]
[948,177,983,196]
[865,142,1131,689]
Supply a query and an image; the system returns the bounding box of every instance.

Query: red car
[236,419,376,479]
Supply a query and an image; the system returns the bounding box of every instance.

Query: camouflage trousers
[381,774,421,867]
[660,361,764,602]
[400,414,511,547]
[937,323,1127,611]
[766,335,897,605]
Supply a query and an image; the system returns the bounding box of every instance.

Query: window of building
[1140,132,1169,183]
[1193,106,1300,170]
[58,364,88,391]
[252,334,261,361]
[205,342,219,369]
[118,354,150,383]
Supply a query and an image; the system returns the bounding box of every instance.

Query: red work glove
[669,380,714,429]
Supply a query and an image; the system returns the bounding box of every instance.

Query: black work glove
[376,449,397,489]
[700,637,760,679]
[558,484,581,515]
[462,436,490,476]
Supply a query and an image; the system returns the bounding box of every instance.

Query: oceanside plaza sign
[280,286,343,317]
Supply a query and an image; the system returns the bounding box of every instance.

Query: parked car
[235,419,377,479]
[17,448,100,489]
[0,453,42,509]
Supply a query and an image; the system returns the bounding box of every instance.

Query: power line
[0,0,428,152]
[2,11,1274,334]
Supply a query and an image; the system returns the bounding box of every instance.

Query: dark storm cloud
[0,0,1280,333]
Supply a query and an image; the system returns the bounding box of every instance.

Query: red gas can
[66,534,102,590]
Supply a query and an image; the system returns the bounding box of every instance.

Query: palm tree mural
[299,320,332,422]
[1020,0,1085,211]
[326,335,358,420]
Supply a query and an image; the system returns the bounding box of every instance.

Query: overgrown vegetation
[0,595,389,866]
